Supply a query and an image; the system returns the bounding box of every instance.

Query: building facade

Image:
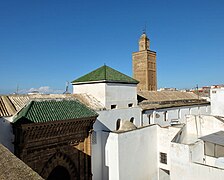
[72,65,142,180]
[12,99,98,180]
[132,32,157,91]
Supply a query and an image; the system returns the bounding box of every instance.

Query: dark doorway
[47,166,71,180]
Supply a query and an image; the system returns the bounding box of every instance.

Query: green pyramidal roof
[13,99,98,123]
[71,65,139,84]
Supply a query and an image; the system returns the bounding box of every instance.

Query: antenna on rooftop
[14,84,19,94]
[16,84,19,94]
[196,84,199,101]
[63,81,70,94]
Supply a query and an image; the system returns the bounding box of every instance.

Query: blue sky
[1,0,224,94]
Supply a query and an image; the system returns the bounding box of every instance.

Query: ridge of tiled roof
[13,99,98,123]
[0,96,16,117]
[71,65,139,84]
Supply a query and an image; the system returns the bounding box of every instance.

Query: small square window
[160,152,167,164]
[128,103,133,108]
[111,105,117,109]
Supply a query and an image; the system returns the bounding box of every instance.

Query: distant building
[132,32,157,91]
[158,87,177,91]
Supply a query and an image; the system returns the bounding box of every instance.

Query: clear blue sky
[1,0,224,94]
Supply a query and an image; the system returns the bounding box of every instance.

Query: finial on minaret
[143,23,147,34]
[139,24,150,51]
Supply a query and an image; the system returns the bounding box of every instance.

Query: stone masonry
[132,32,157,91]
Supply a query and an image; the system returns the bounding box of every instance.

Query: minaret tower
[132,32,157,91]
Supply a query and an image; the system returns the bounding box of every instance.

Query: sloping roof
[73,93,105,110]
[139,101,209,111]
[139,90,208,110]
[0,144,43,180]
[8,95,30,111]
[13,99,98,123]
[0,96,17,116]
[138,91,199,103]
[200,131,224,146]
[71,65,139,84]
[0,94,104,117]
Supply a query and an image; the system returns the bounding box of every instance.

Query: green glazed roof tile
[71,65,138,84]
[13,99,98,123]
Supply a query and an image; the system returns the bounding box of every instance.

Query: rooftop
[200,131,224,146]
[0,144,43,180]
[13,99,98,123]
[138,90,208,110]
[139,90,200,102]
[0,94,104,117]
[71,65,139,85]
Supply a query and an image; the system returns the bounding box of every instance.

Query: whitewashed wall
[105,83,138,109]
[73,82,138,110]
[158,127,181,171]
[94,107,142,131]
[73,83,106,106]
[0,117,14,152]
[170,142,224,180]
[92,107,142,180]
[143,104,210,127]
[211,88,224,116]
[186,115,224,139]
[105,125,158,180]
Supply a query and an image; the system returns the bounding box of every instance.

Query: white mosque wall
[73,82,138,110]
[185,115,224,138]
[211,88,224,116]
[158,126,181,171]
[105,83,138,109]
[73,83,106,106]
[170,141,224,180]
[0,117,14,152]
[91,107,142,180]
[105,125,158,180]
[143,104,210,127]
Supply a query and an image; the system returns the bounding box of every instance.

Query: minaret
[132,32,157,91]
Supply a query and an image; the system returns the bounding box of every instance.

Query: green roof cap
[13,99,98,123]
[71,65,139,84]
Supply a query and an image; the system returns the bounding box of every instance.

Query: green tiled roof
[71,65,139,84]
[13,99,98,123]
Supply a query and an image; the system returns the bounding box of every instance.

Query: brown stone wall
[13,118,96,180]
[132,50,157,91]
